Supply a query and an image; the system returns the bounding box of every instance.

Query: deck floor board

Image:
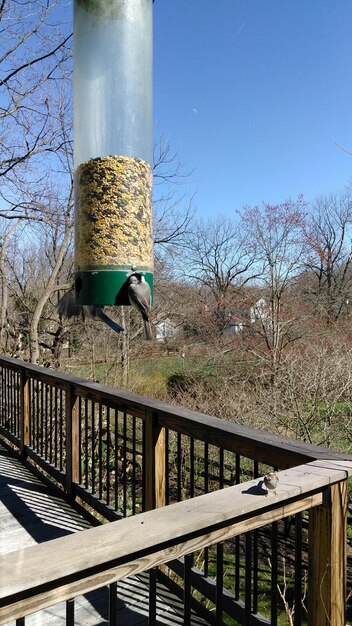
[0,444,210,626]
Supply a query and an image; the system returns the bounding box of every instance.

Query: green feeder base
[75,267,153,306]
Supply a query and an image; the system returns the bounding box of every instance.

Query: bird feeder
[73,0,153,305]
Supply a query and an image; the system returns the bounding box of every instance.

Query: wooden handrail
[0,459,351,625]
[0,355,350,468]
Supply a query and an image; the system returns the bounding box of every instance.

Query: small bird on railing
[128,274,152,340]
[57,290,124,334]
[263,472,279,497]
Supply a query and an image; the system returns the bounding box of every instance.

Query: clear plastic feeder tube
[74,0,153,306]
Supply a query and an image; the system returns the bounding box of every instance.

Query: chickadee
[263,472,279,497]
[57,290,124,334]
[128,275,152,340]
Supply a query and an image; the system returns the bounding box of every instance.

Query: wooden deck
[0,444,210,626]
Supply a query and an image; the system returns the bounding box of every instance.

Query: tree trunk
[0,222,18,353]
[29,223,72,364]
[120,307,130,386]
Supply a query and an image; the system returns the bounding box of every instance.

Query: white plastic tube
[73,0,153,168]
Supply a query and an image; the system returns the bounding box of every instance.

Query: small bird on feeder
[57,290,124,334]
[128,274,152,340]
[263,472,279,497]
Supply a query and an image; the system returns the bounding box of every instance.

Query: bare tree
[180,216,259,340]
[241,197,308,379]
[0,0,72,221]
[0,1,75,363]
[0,219,19,351]
[153,136,195,259]
[304,190,352,324]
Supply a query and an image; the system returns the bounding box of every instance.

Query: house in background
[155,317,179,342]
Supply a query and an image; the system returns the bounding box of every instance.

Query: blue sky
[153,1,352,217]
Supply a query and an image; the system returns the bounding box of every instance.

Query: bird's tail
[95,307,125,333]
[57,290,81,318]
[143,319,153,340]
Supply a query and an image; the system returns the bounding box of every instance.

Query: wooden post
[65,384,80,500]
[144,409,166,511]
[20,369,30,458]
[308,481,348,626]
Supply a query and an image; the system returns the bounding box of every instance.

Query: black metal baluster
[91,401,95,494]
[204,442,209,495]
[216,542,224,626]
[190,436,194,498]
[7,369,10,431]
[132,415,136,514]
[5,368,9,428]
[271,521,278,626]
[204,442,209,577]
[8,369,11,430]
[17,371,21,435]
[245,532,252,625]
[12,370,16,432]
[1,366,4,425]
[123,412,127,515]
[13,370,17,433]
[0,367,3,427]
[43,383,49,461]
[78,396,82,484]
[0,367,3,426]
[139,417,144,511]
[252,528,259,614]
[165,428,170,505]
[16,619,25,626]
[219,447,224,489]
[235,454,241,600]
[14,370,17,433]
[252,460,259,614]
[11,369,14,431]
[188,437,195,569]
[6,368,9,430]
[34,380,38,451]
[15,370,18,433]
[184,554,192,625]
[149,567,157,625]
[109,581,117,626]
[66,598,74,626]
[13,370,16,434]
[44,383,49,461]
[294,513,303,626]
[44,383,50,461]
[10,370,16,435]
[40,381,44,456]
[13,370,16,433]
[177,432,182,502]
[8,368,10,429]
[142,416,146,512]
[98,403,103,499]
[1,367,4,426]
[84,398,89,488]
[49,385,53,464]
[42,382,45,459]
[2,367,5,427]
[10,369,13,431]
[9,369,12,431]
[59,388,63,470]
[54,387,58,467]
[31,379,35,449]
[114,409,119,511]
[106,405,111,506]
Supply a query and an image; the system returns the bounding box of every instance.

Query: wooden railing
[0,355,351,626]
